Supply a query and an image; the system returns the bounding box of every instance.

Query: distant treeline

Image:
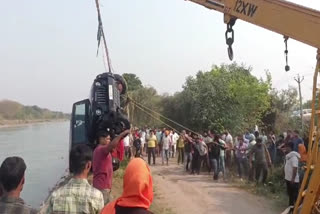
[0,100,69,120]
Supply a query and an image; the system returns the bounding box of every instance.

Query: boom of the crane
[186,0,320,213]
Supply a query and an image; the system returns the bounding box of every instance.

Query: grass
[229,166,288,212]
[112,158,130,199]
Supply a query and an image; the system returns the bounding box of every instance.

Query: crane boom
[189,0,320,48]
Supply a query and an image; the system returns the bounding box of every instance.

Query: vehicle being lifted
[69,72,130,151]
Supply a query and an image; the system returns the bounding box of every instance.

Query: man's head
[134,133,139,140]
[69,145,93,177]
[284,141,294,154]
[279,134,284,140]
[254,131,259,138]
[203,132,208,137]
[237,135,243,144]
[214,134,220,142]
[293,130,300,138]
[0,157,26,194]
[193,133,198,139]
[256,137,263,146]
[97,130,111,145]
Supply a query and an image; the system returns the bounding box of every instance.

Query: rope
[128,96,200,135]
[131,102,181,134]
[95,0,112,73]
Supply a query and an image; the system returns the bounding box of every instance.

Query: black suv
[69,73,130,150]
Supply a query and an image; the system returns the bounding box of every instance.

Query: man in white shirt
[123,134,130,158]
[171,131,179,158]
[225,131,234,170]
[247,135,256,181]
[284,142,300,211]
[203,132,213,145]
[162,131,171,165]
[140,129,146,155]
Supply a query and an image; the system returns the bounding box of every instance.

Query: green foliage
[271,87,298,112]
[128,86,164,128]
[123,73,143,91]
[125,63,303,135]
[161,63,271,133]
[0,100,69,121]
[262,86,300,133]
[302,99,312,109]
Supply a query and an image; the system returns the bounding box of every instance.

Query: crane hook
[284,36,290,72]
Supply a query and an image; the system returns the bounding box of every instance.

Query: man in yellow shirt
[147,130,157,165]
[177,131,186,164]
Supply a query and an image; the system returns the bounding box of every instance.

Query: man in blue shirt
[292,130,303,152]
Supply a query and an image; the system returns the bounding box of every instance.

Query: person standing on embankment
[93,130,130,204]
[147,130,157,165]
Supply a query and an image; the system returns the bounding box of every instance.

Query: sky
[0,0,319,113]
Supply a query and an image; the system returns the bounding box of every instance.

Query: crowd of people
[0,127,309,213]
[125,127,307,212]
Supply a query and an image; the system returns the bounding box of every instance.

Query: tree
[122,73,143,91]
[261,86,299,133]
[0,100,68,120]
[127,86,163,128]
[302,100,312,109]
[161,63,271,134]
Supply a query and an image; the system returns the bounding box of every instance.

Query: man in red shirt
[93,129,129,204]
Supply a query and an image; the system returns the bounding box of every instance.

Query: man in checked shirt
[47,145,104,214]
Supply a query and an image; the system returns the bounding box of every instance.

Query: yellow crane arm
[189,0,320,49]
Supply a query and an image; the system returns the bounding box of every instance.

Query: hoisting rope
[131,101,181,134]
[95,0,112,73]
[128,96,200,136]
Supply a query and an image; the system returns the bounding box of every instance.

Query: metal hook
[284,36,290,72]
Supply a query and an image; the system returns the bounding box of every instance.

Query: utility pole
[294,74,304,131]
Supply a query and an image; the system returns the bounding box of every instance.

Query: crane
[186,0,320,213]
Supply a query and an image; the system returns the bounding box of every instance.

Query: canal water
[0,121,69,208]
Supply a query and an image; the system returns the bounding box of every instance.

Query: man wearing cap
[93,129,130,204]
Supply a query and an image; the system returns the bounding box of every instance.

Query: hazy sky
[1,0,319,112]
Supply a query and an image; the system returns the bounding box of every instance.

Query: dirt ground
[150,158,282,214]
